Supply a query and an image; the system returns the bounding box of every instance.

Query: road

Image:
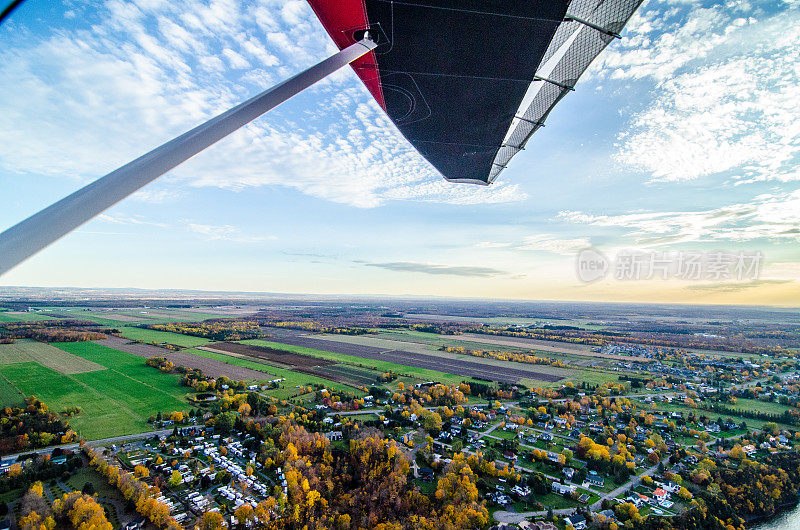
[1,429,175,462]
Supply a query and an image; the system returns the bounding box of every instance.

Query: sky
[0,0,798,306]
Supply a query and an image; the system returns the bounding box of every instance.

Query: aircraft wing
[308,0,643,184]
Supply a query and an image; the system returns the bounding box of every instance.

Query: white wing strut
[0,37,377,276]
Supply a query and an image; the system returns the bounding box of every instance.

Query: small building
[551,482,575,495]
[564,514,586,530]
[419,467,434,482]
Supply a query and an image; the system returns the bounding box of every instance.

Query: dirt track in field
[199,342,368,387]
[203,342,335,369]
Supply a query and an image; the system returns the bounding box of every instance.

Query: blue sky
[0,0,798,305]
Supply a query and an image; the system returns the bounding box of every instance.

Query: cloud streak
[559,189,800,245]
[363,261,508,278]
[186,222,274,243]
[685,279,793,293]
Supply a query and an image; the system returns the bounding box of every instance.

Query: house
[660,481,680,493]
[511,485,530,497]
[564,514,586,529]
[552,482,575,495]
[419,467,435,482]
[584,472,604,488]
[124,519,146,530]
[325,431,343,441]
[742,444,757,456]
[597,509,616,523]
[519,522,556,530]
[563,467,575,480]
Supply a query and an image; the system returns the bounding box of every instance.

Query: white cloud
[560,189,800,244]
[0,0,519,209]
[516,235,591,255]
[474,241,512,249]
[185,222,274,242]
[221,48,250,69]
[98,213,167,227]
[597,2,800,184]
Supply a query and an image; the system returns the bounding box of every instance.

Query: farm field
[632,398,794,432]
[0,312,56,322]
[728,397,793,416]
[55,341,190,400]
[98,336,279,381]
[0,375,23,405]
[249,334,563,384]
[48,308,224,326]
[117,326,212,348]
[284,333,633,388]
[130,309,232,321]
[308,333,437,355]
[181,347,360,400]
[203,342,336,369]
[0,341,194,439]
[201,341,385,388]
[401,314,609,330]
[241,339,492,386]
[0,361,147,439]
[0,340,104,374]
[373,329,616,366]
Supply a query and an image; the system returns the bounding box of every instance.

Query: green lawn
[65,467,125,502]
[117,326,211,348]
[728,398,793,416]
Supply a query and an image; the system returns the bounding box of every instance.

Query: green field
[0,374,24,406]
[0,312,56,322]
[55,342,190,399]
[634,399,795,431]
[728,397,793,416]
[0,340,105,374]
[0,341,193,439]
[117,326,211,348]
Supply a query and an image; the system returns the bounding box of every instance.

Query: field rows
[0,340,105,374]
[0,341,193,439]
